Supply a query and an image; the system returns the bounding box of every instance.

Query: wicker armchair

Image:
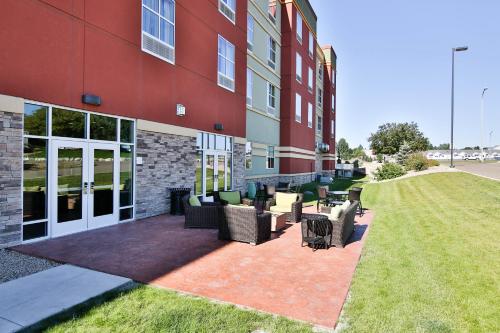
[265,192,303,223]
[218,205,271,245]
[182,195,220,229]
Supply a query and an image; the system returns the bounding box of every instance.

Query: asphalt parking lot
[453,161,500,180]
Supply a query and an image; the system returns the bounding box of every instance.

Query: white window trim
[308,67,313,92]
[141,0,176,64]
[332,94,335,112]
[268,37,277,70]
[295,93,302,123]
[317,115,322,133]
[268,1,277,25]
[217,35,235,92]
[245,142,253,169]
[308,31,314,58]
[219,0,236,24]
[246,69,253,106]
[266,146,275,169]
[296,12,302,44]
[317,87,323,107]
[267,82,276,114]
[307,103,313,128]
[247,14,254,51]
[296,52,302,83]
[331,120,335,138]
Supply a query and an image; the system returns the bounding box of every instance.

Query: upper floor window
[267,82,276,114]
[331,120,335,138]
[245,142,252,169]
[332,69,336,86]
[295,93,302,123]
[308,31,314,58]
[308,67,313,92]
[247,14,254,51]
[268,0,277,24]
[318,64,323,82]
[317,115,322,133]
[317,87,323,106]
[307,103,313,128]
[296,53,302,82]
[246,69,253,106]
[296,12,302,44]
[266,146,275,169]
[142,0,175,63]
[268,37,277,69]
[217,35,235,92]
[219,0,236,23]
[332,94,335,111]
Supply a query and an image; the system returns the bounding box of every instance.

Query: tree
[336,138,350,160]
[368,122,430,155]
[396,141,411,165]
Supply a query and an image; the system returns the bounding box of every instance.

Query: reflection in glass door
[88,143,119,230]
[51,140,88,237]
[203,152,230,200]
[205,154,215,198]
[217,155,226,192]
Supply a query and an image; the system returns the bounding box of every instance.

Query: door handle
[83,182,88,194]
[90,182,95,194]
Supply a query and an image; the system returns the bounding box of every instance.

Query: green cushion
[219,191,241,205]
[247,182,257,199]
[329,205,344,221]
[24,186,41,192]
[188,195,201,207]
[270,205,291,213]
[275,192,297,207]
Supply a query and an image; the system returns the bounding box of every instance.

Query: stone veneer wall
[231,143,246,194]
[135,130,197,219]
[0,111,23,248]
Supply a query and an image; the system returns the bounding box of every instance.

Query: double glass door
[204,151,231,200]
[50,140,119,237]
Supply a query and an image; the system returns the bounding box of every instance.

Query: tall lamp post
[480,88,488,162]
[450,46,468,168]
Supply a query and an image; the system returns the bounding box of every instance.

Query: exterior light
[81,94,101,106]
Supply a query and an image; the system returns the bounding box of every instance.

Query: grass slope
[46,285,313,333]
[340,172,500,332]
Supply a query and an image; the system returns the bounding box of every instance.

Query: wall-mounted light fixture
[176,104,186,116]
[81,94,101,106]
[214,123,224,131]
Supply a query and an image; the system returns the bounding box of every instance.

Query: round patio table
[327,190,348,201]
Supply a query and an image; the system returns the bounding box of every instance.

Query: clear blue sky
[311,0,500,149]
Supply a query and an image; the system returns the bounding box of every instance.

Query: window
[317,115,322,133]
[331,120,335,138]
[219,0,236,23]
[266,146,275,169]
[217,35,235,91]
[332,69,335,85]
[268,37,277,69]
[307,103,313,128]
[247,14,254,51]
[268,0,277,24]
[296,53,302,82]
[267,82,276,114]
[308,67,313,92]
[90,114,117,141]
[332,94,335,112]
[246,69,253,106]
[317,88,323,106]
[296,12,302,43]
[318,64,323,81]
[308,31,314,58]
[245,142,252,169]
[142,0,175,63]
[295,93,301,123]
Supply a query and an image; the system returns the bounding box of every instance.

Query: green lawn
[46,285,313,333]
[339,172,500,332]
[299,174,369,203]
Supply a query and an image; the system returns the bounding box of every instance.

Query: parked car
[464,154,479,160]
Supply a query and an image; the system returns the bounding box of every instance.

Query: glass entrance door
[50,140,88,237]
[203,151,229,200]
[87,143,119,230]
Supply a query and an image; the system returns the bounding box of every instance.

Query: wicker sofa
[182,195,220,229]
[265,192,303,223]
[218,205,271,245]
[302,200,359,248]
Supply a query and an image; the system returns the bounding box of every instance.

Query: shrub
[374,162,406,181]
[353,160,360,168]
[427,159,440,167]
[376,154,383,163]
[405,153,428,171]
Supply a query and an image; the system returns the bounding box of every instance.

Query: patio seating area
[13,205,374,328]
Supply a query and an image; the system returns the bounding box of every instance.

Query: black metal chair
[301,214,333,251]
[348,187,363,215]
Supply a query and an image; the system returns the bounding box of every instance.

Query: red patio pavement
[14,206,374,329]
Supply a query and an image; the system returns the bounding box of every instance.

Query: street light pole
[450,46,468,168]
[480,88,488,162]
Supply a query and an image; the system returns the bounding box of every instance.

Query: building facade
[0,0,338,247]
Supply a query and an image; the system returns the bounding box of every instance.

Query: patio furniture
[263,184,276,199]
[328,190,349,206]
[322,200,359,248]
[348,187,363,216]
[276,182,291,192]
[182,195,220,229]
[214,191,250,206]
[316,185,332,212]
[300,213,332,251]
[218,205,271,245]
[265,192,303,223]
[244,182,257,206]
[268,211,287,232]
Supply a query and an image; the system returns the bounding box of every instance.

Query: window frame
[317,115,322,133]
[217,35,236,92]
[245,142,253,169]
[308,67,313,92]
[266,145,275,169]
[296,52,302,83]
[332,94,335,112]
[141,0,176,64]
[268,0,277,24]
[295,93,302,123]
[317,87,323,107]
[268,37,277,70]
[296,12,303,44]
[246,68,253,106]
[331,120,335,138]
[247,14,254,51]
[267,82,276,114]
[307,102,313,128]
[219,0,236,24]
[308,31,314,58]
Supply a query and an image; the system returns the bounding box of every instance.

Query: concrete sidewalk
[0,265,131,332]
